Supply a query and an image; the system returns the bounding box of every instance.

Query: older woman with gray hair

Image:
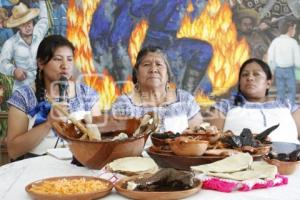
[112,46,203,133]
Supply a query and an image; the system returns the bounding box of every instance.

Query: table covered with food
[1,115,300,200]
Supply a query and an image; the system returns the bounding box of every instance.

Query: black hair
[35,34,75,102]
[278,17,297,35]
[132,46,173,84]
[234,58,272,105]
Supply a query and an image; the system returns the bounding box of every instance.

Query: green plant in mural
[0,74,13,111]
[0,73,13,137]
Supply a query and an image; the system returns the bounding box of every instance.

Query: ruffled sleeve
[282,99,299,113]
[213,99,232,115]
[7,86,37,113]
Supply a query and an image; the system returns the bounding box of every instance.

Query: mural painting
[0,0,300,136]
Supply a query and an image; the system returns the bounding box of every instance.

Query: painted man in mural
[0,0,49,91]
[0,7,13,51]
[89,0,213,94]
[268,17,300,105]
[234,8,269,60]
[51,0,67,35]
[230,0,300,60]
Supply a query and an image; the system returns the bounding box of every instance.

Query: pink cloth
[199,174,288,193]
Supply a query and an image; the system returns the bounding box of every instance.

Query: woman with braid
[6,35,100,161]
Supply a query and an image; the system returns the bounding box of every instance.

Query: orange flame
[177,0,250,96]
[67,0,120,110]
[128,19,149,66]
[122,76,134,94]
[67,0,250,109]
[67,0,100,74]
[97,69,120,110]
[195,91,215,108]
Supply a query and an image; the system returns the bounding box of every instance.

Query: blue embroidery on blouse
[214,94,299,115]
[259,109,267,127]
[7,83,99,117]
[111,89,200,132]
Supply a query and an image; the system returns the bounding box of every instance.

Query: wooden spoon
[47,98,95,138]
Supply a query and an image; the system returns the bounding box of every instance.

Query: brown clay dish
[167,136,209,156]
[182,132,220,144]
[114,174,202,200]
[235,145,271,155]
[52,116,151,169]
[151,135,169,147]
[146,146,266,170]
[146,146,225,170]
[25,176,113,200]
[264,156,300,175]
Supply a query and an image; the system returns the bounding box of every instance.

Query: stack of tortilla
[191,153,277,181]
[106,157,159,175]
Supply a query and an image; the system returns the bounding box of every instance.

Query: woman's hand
[47,102,69,124]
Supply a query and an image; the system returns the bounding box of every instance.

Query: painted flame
[194,91,215,108]
[122,76,134,94]
[177,0,250,97]
[67,0,250,109]
[128,20,149,66]
[67,0,120,110]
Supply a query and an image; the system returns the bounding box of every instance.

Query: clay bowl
[146,146,225,170]
[151,132,179,147]
[150,145,173,154]
[52,116,152,169]
[235,145,271,156]
[182,131,220,144]
[151,135,169,147]
[264,156,300,175]
[168,136,209,156]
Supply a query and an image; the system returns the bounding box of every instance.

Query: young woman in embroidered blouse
[112,46,203,133]
[209,58,300,144]
[6,35,101,160]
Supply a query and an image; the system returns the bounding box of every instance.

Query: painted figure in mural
[23,0,39,8]
[0,7,13,51]
[9,0,68,35]
[0,0,17,7]
[267,18,300,106]
[230,0,300,59]
[112,46,203,135]
[51,0,67,35]
[234,8,269,60]
[6,35,101,160]
[0,0,49,91]
[208,58,300,144]
[89,0,213,94]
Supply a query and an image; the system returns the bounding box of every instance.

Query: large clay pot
[52,115,155,169]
